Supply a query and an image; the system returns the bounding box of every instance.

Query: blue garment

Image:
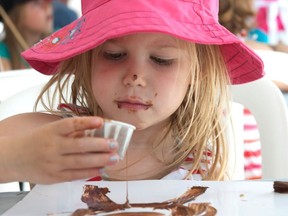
[248,28,269,43]
[0,41,30,69]
[53,0,78,31]
[0,41,11,59]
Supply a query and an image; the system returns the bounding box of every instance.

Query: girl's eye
[150,56,174,66]
[103,52,127,60]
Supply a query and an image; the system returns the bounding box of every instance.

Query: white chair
[231,76,288,179]
[226,102,245,180]
[0,68,51,103]
[0,75,72,121]
[0,83,46,120]
[253,50,288,86]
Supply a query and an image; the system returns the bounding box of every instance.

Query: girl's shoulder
[0,112,61,136]
[58,103,90,118]
[0,41,11,59]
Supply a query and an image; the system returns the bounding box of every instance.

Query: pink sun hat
[22,0,264,85]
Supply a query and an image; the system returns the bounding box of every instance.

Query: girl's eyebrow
[104,40,119,45]
[153,43,178,49]
[107,38,178,49]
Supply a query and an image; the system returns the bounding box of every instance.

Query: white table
[0,192,28,214]
[2,180,288,216]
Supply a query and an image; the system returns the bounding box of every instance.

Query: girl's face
[91,33,191,130]
[21,0,53,34]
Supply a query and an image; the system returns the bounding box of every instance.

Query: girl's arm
[0,113,119,184]
[0,57,12,71]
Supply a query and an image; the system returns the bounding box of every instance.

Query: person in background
[220,0,288,93]
[0,0,264,184]
[0,0,53,71]
[219,0,273,50]
[52,0,77,31]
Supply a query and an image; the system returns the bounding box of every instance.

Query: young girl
[0,0,53,71]
[0,0,264,184]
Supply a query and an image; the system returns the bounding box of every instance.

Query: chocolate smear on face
[71,185,216,215]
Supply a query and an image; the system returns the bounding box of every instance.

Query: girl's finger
[61,152,120,170]
[49,116,104,136]
[60,137,118,154]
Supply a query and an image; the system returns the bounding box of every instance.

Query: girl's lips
[115,101,152,110]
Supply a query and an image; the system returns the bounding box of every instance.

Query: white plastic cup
[85,119,136,160]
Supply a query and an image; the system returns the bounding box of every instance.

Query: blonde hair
[166,42,231,180]
[35,40,231,181]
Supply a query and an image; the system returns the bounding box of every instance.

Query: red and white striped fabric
[243,108,262,180]
[255,0,288,45]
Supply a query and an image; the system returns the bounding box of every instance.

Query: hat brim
[22,1,264,85]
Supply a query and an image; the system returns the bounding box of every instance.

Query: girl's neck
[129,119,171,149]
[104,120,174,180]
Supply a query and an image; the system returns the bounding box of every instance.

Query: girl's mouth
[115,100,152,111]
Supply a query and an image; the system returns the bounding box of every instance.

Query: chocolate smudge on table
[273,181,288,193]
[172,203,217,216]
[71,184,217,216]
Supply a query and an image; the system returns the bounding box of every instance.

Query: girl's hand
[3,116,119,184]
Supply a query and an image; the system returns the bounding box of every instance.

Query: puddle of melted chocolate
[71,185,217,216]
[101,212,165,216]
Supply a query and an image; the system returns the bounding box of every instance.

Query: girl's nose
[123,68,146,87]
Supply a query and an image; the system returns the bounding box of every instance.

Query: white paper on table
[3,180,288,216]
